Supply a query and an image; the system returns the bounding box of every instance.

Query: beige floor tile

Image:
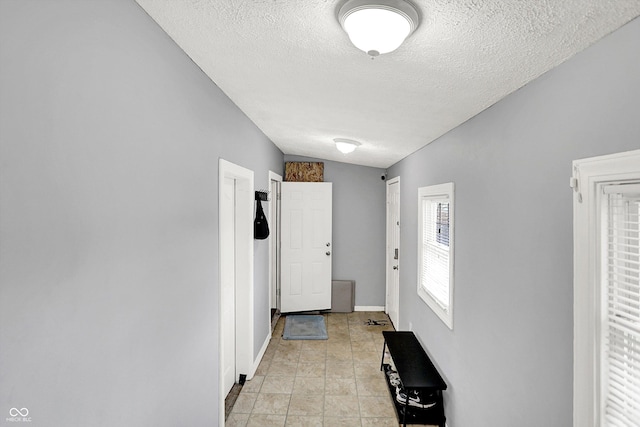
[278,341,303,352]
[349,332,373,342]
[226,413,249,427]
[261,375,295,394]
[292,376,325,394]
[231,392,257,414]
[255,358,272,376]
[299,350,327,363]
[242,375,265,393]
[325,362,355,379]
[356,351,383,365]
[297,362,326,378]
[353,362,383,379]
[350,340,377,353]
[253,393,291,415]
[301,340,328,351]
[328,331,350,341]
[274,351,302,363]
[263,348,277,362]
[284,415,323,427]
[356,376,388,396]
[288,394,324,416]
[358,396,396,418]
[230,313,403,427]
[360,417,398,426]
[324,377,357,395]
[247,414,286,427]
[269,360,299,376]
[327,349,353,363]
[323,417,362,426]
[324,395,360,418]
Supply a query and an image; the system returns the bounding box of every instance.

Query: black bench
[380,331,447,427]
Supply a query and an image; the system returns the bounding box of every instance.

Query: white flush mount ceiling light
[334,138,361,154]
[338,0,419,57]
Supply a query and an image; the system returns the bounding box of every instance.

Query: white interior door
[281,182,332,313]
[386,177,400,328]
[221,176,236,397]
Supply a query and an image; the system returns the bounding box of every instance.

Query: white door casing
[218,159,254,427]
[221,176,236,397]
[269,171,282,315]
[386,177,400,328]
[280,182,332,313]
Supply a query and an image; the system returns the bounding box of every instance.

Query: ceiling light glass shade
[338,0,419,56]
[334,138,361,154]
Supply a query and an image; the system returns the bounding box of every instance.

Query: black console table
[380,331,447,427]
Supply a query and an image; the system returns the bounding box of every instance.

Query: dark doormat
[282,315,328,340]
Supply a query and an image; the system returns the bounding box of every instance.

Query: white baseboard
[249,333,271,380]
[354,306,385,312]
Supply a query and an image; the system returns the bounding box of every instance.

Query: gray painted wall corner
[387,16,640,427]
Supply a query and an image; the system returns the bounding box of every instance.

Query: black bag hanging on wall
[254,199,269,240]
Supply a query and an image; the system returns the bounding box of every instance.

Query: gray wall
[284,156,386,307]
[387,17,640,427]
[0,1,282,425]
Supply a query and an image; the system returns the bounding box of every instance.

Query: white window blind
[417,182,454,329]
[421,198,450,310]
[601,183,640,426]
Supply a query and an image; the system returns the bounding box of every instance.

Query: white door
[221,176,236,397]
[281,182,332,313]
[386,177,400,328]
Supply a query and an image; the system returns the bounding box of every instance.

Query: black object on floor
[380,331,447,427]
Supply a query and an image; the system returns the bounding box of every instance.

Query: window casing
[573,149,640,427]
[417,183,454,329]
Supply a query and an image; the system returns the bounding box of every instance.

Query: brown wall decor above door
[285,162,324,182]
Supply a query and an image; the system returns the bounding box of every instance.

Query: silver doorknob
[326,251,331,256]
[393,266,398,270]
[326,242,331,247]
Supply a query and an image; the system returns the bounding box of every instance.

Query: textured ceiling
[135,0,640,168]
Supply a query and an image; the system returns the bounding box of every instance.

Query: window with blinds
[417,183,454,329]
[601,183,640,426]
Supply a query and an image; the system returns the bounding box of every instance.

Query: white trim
[385,176,401,329]
[218,159,254,427]
[252,333,271,375]
[355,306,385,311]
[573,149,640,427]
[417,182,455,330]
[268,171,282,322]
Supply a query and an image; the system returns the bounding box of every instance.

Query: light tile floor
[227,311,433,427]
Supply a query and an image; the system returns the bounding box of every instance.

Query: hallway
[226,312,405,426]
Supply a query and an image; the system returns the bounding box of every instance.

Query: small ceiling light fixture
[334,138,361,154]
[338,0,419,57]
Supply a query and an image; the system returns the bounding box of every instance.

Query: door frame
[218,159,254,427]
[386,176,400,328]
[269,171,282,324]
